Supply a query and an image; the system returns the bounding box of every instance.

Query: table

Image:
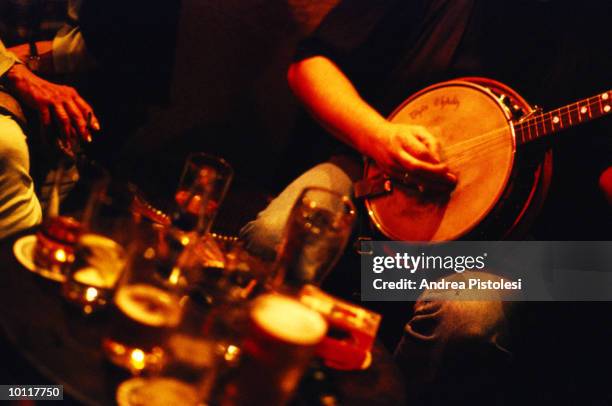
[0,229,407,405]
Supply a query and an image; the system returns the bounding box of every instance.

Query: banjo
[358,77,611,241]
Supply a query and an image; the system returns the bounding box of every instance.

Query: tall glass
[114,293,250,406]
[272,187,356,290]
[151,153,233,289]
[212,293,328,406]
[113,300,224,405]
[172,153,233,235]
[102,244,187,375]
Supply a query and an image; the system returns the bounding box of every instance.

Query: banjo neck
[514,90,611,145]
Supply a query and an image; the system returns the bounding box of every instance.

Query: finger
[411,128,442,163]
[396,150,448,174]
[385,163,456,193]
[52,103,74,141]
[406,126,441,162]
[401,135,441,164]
[39,106,51,128]
[414,128,443,161]
[399,136,435,163]
[64,99,91,142]
[395,152,456,186]
[72,95,100,131]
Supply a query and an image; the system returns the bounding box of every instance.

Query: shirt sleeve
[293,0,423,109]
[294,0,399,64]
[52,0,96,74]
[52,25,97,74]
[0,39,19,79]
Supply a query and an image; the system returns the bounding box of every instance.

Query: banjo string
[441,98,602,155]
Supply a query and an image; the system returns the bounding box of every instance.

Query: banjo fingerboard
[515,90,612,144]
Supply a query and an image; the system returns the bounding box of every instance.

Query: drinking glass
[172,153,233,235]
[114,292,250,406]
[272,187,356,290]
[33,161,110,281]
[178,233,263,306]
[150,153,233,290]
[299,285,381,371]
[211,293,328,406]
[102,241,188,375]
[61,214,136,315]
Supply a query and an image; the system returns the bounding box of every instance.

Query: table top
[0,229,406,406]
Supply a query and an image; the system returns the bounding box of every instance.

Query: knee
[240,212,285,261]
[240,161,354,260]
[394,273,515,401]
[435,300,507,342]
[305,162,354,196]
[394,296,512,392]
[400,299,506,345]
[396,272,513,356]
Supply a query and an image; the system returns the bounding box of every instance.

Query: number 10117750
[1,385,63,400]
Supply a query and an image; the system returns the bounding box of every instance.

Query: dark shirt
[298,0,609,111]
[290,0,611,238]
[80,0,181,103]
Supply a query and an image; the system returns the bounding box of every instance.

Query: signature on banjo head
[434,95,460,109]
[409,96,461,119]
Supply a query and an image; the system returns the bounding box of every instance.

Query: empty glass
[172,153,233,235]
[272,187,356,290]
[150,153,234,291]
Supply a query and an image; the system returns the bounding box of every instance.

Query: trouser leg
[0,114,42,238]
[240,161,354,260]
[394,271,516,405]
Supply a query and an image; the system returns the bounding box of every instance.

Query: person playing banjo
[241,1,611,404]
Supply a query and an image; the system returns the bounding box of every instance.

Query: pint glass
[103,246,186,374]
[216,293,327,405]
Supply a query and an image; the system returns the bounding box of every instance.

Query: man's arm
[8,40,54,74]
[0,39,99,148]
[9,34,96,76]
[288,56,456,186]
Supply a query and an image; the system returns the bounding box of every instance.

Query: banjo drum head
[366,81,516,241]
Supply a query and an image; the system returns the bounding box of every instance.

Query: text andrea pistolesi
[371,252,522,291]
